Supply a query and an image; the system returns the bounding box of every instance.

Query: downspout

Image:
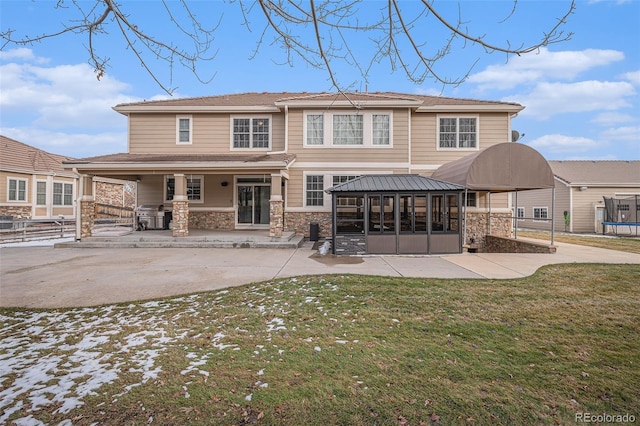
[284,105,289,153]
[74,168,82,241]
[407,107,412,173]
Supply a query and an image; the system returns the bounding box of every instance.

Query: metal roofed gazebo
[327,175,465,255]
[431,143,556,244]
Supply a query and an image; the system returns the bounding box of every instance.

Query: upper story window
[304,111,392,147]
[438,116,478,149]
[232,117,271,149]
[7,178,27,202]
[176,116,192,144]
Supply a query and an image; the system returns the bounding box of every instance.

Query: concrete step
[55,234,304,249]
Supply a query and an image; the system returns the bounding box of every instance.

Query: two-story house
[64,91,551,254]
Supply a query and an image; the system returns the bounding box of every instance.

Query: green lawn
[1,264,639,425]
[517,230,640,254]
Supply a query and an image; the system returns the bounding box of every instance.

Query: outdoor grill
[136,205,166,230]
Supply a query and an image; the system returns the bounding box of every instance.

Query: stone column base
[269,199,284,237]
[172,200,189,237]
[80,198,95,238]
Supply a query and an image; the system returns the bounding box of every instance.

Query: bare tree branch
[1,0,576,95]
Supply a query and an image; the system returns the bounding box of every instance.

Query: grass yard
[517,230,640,254]
[1,264,639,425]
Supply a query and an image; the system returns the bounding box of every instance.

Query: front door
[237,184,271,225]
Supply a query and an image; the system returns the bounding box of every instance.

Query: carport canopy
[431,143,554,192]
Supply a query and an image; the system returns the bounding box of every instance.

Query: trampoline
[603,196,640,236]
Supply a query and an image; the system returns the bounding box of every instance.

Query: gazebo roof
[327,174,464,193]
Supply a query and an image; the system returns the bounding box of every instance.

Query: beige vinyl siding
[572,187,635,233]
[137,174,234,208]
[286,108,409,164]
[137,175,164,204]
[516,185,569,232]
[128,113,285,154]
[411,112,511,165]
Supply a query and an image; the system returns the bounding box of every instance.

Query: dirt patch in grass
[1,265,639,425]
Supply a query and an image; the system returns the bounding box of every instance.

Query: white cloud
[527,134,600,154]
[622,70,640,86]
[591,112,636,125]
[0,47,48,63]
[468,48,624,90]
[505,80,635,120]
[599,125,640,143]
[0,127,127,158]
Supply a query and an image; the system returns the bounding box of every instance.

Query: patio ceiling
[431,143,555,192]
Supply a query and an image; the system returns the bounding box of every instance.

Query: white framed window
[465,191,477,208]
[165,175,204,203]
[303,111,392,147]
[36,181,47,205]
[437,116,478,150]
[231,116,271,150]
[516,207,525,221]
[53,182,73,206]
[176,116,192,144]
[7,178,27,202]
[305,175,324,207]
[533,207,548,221]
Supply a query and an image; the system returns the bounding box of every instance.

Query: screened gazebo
[327,175,465,255]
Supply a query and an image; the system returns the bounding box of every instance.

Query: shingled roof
[113,91,523,111]
[549,161,640,186]
[0,135,75,175]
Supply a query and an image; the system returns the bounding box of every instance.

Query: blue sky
[1,0,638,160]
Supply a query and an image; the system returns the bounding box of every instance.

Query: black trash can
[309,222,319,242]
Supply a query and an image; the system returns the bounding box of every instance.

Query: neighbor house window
[304,111,392,147]
[533,207,548,221]
[176,116,192,144]
[53,182,73,206]
[8,178,27,202]
[232,117,271,149]
[166,175,203,202]
[517,207,525,221]
[305,175,324,206]
[36,181,47,205]
[438,116,478,149]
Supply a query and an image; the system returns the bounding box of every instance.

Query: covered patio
[431,143,556,249]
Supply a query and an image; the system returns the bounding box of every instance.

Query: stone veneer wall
[486,235,556,254]
[189,211,235,230]
[270,200,284,237]
[0,206,31,220]
[334,234,366,255]
[80,199,95,238]
[285,212,332,238]
[172,200,189,237]
[465,212,512,250]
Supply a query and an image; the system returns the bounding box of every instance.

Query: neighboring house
[0,135,77,220]
[515,160,640,234]
[63,91,529,254]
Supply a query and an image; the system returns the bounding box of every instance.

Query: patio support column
[79,175,95,239]
[172,173,189,237]
[269,173,283,237]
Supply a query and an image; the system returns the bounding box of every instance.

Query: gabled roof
[431,143,555,192]
[549,161,640,186]
[327,174,464,193]
[113,92,523,113]
[0,135,75,175]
